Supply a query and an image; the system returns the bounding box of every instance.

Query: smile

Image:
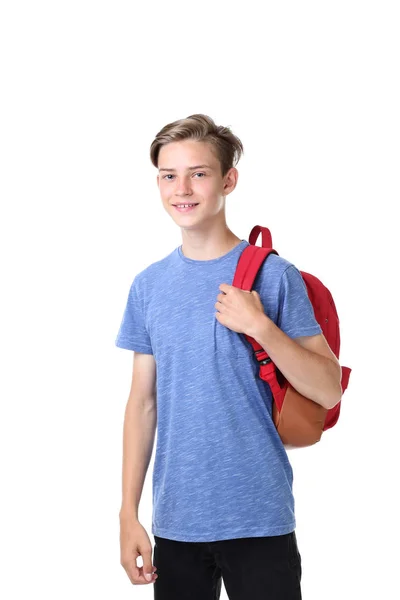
[173,204,199,213]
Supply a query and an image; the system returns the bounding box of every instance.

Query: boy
[116,114,342,599]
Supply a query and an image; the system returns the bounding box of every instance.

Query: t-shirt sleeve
[115,277,153,354]
[276,265,322,339]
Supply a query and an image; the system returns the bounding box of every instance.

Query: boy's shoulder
[131,246,178,288]
[254,250,297,281]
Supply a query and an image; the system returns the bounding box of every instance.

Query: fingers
[140,564,158,584]
[121,556,158,585]
[142,549,158,583]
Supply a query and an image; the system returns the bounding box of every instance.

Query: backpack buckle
[254,349,272,366]
[258,357,272,366]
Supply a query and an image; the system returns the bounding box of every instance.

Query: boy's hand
[120,517,158,585]
[215,283,267,336]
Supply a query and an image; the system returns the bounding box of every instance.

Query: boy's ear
[223,167,238,194]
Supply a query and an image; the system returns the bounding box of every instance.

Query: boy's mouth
[173,203,199,213]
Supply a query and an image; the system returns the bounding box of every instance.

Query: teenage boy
[116,114,342,600]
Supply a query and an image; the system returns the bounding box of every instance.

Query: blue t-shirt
[115,239,322,542]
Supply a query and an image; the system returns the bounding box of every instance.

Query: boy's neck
[180,229,243,261]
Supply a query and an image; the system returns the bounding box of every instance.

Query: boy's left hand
[215,283,267,336]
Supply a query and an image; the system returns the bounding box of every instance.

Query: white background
[1,1,399,598]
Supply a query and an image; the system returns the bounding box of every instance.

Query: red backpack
[232,225,351,449]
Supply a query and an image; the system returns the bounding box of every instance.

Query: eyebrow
[158,164,213,172]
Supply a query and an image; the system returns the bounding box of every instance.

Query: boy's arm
[119,351,157,521]
[250,316,342,410]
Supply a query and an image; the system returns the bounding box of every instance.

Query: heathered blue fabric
[115,239,322,542]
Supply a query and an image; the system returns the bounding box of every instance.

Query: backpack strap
[233,244,287,410]
[232,244,276,290]
[249,225,273,248]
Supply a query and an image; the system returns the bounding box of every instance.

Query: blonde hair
[150,113,244,177]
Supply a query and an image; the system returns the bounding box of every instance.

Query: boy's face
[157,139,237,230]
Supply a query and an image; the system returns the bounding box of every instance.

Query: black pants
[153,531,302,600]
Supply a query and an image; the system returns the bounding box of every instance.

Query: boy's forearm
[119,400,157,521]
[249,314,341,410]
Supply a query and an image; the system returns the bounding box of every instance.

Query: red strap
[232,245,278,351]
[232,243,286,406]
[232,245,277,291]
[256,352,287,411]
[249,225,273,248]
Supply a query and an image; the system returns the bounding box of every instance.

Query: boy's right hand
[119,516,158,585]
